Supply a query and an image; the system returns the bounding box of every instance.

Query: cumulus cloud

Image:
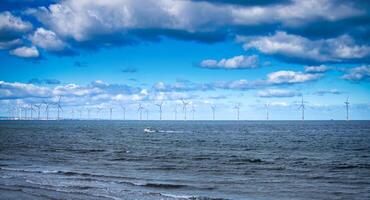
[0,38,22,50]
[29,27,66,52]
[315,89,342,96]
[241,31,370,63]
[304,65,331,73]
[28,78,61,85]
[258,89,301,98]
[22,0,366,52]
[200,55,259,69]
[266,70,322,84]
[0,11,32,42]
[341,65,370,82]
[9,46,39,58]
[0,80,50,99]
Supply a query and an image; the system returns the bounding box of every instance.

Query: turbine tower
[344,96,350,121]
[155,101,164,120]
[138,103,144,120]
[109,107,113,120]
[173,105,178,120]
[34,104,41,120]
[43,101,50,120]
[233,103,241,120]
[265,103,270,120]
[191,105,195,120]
[181,99,190,120]
[145,109,149,120]
[211,105,216,120]
[122,106,126,120]
[96,107,103,120]
[87,108,91,119]
[55,96,63,120]
[298,97,305,121]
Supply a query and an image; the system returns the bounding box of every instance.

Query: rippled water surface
[0,120,369,200]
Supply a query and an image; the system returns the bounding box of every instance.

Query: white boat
[144,127,158,133]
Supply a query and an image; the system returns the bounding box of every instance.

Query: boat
[144,127,158,133]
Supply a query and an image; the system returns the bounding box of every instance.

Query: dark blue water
[0,121,369,200]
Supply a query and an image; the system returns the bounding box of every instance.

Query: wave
[159,193,229,200]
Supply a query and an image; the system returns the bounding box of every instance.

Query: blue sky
[0,0,369,120]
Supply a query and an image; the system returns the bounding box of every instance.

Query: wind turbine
[298,97,305,121]
[211,105,216,120]
[173,105,178,120]
[191,105,195,120]
[87,108,91,119]
[71,109,75,119]
[155,101,164,120]
[33,104,41,120]
[137,103,144,120]
[181,99,190,120]
[145,109,149,120]
[96,106,103,120]
[233,103,241,120]
[55,96,63,120]
[121,105,127,120]
[43,101,50,120]
[344,96,350,121]
[265,103,270,120]
[109,107,113,120]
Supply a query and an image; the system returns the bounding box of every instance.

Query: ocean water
[0,120,369,200]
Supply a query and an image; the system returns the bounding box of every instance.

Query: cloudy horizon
[1,0,369,120]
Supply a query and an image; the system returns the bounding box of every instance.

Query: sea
[0,120,369,200]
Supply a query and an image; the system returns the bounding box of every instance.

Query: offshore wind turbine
[43,101,50,120]
[109,107,113,120]
[298,97,305,121]
[173,105,178,120]
[191,105,195,120]
[121,105,126,120]
[344,96,350,121]
[87,108,91,119]
[181,99,190,120]
[265,103,270,120]
[96,106,103,120]
[233,103,241,120]
[55,96,63,120]
[155,101,164,120]
[145,109,149,120]
[211,105,216,120]
[138,103,144,120]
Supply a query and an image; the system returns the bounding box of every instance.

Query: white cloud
[0,39,22,50]
[0,81,50,99]
[341,65,370,82]
[258,89,301,98]
[29,0,364,43]
[242,31,370,62]
[0,11,32,35]
[200,55,259,69]
[29,28,65,51]
[315,89,341,96]
[9,46,39,58]
[304,65,331,73]
[266,70,322,84]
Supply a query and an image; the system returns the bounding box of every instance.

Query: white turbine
[55,96,63,120]
[109,107,113,120]
[211,105,216,120]
[298,97,305,121]
[181,99,190,120]
[173,105,178,120]
[43,101,50,120]
[191,105,195,120]
[265,103,270,120]
[138,103,144,120]
[344,96,350,121]
[155,101,164,120]
[233,103,241,120]
[120,105,126,120]
[96,107,103,120]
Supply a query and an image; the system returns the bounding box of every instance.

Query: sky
[0,0,369,120]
